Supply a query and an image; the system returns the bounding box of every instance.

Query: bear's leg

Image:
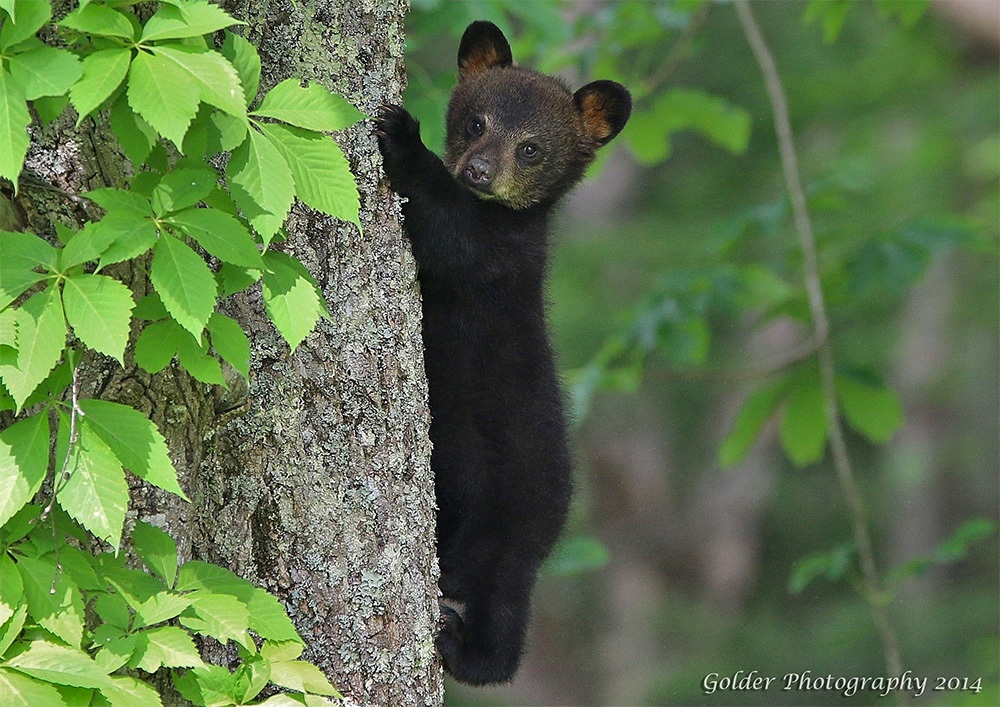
[436,575,534,685]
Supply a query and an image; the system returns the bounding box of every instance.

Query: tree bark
[20,0,442,704]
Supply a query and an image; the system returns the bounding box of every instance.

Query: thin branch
[38,366,85,592]
[734,0,903,680]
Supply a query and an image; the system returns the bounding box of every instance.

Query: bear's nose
[464,157,492,185]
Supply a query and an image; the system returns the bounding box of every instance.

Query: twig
[734,0,903,681]
[39,366,85,593]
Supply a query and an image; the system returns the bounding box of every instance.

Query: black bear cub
[375,21,630,685]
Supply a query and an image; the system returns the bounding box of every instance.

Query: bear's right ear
[574,80,632,147]
[458,21,513,80]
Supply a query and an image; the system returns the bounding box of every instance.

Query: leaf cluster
[0,511,340,706]
[789,518,996,597]
[1,0,366,702]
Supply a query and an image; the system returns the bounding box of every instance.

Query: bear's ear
[573,80,632,147]
[458,21,513,80]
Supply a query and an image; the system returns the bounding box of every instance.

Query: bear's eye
[467,118,484,137]
[519,143,541,162]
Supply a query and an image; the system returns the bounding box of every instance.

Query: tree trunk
[20,0,442,703]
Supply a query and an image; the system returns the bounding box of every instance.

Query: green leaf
[875,0,930,27]
[132,292,169,321]
[625,88,750,165]
[109,99,157,165]
[803,0,852,43]
[32,94,67,126]
[789,544,855,594]
[0,68,30,185]
[233,655,270,704]
[262,251,328,352]
[150,234,217,337]
[168,207,265,269]
[6,640,111,689]
[17,556,86,648]
[56,423,129,550]
[544,536,610,576]
[61,219,118,271]
[0,550,22,626]
[184,104,247,156]
[217,263,263,298]
[779,375,828,467]
[130,626,202,672]
[151,166,219,216]
[172,664,236,706]
[1,229,55,272]
[134,591,191,628]
[0,505,40,547]
[835,373,904,443]
[0,0,50,50]
[221,31,260,106]
[718,379,788,468]
[132,521,179,588]
[245,589,300,642]
[175,330,225,386]
[180,591,251,649]
[0,666,70,705]
[0,604,28,660]
[0,285,67,411]
[93,635,138,674]
[58,3,135,39]
[85,187,152,218]
[134,319,185,374]
[93,591,132,632]
[61,211,156,272]
[56,545,102,591]
[269,660,339,696]
[847,236,929,298]
[898,217,975,253]
[6,45,82,101]
[70,49,131,123]
[127,50,201,149]
[104,675,164,707]
[176,561,301,642]
[736,265,794,310]
[0,231,51,309]
[227,128,295,241]
[62,274,134,363]
[79,399,188,500]
[105,565,166,611]
[932,517,995,563]
[208,312,250,381]
[253,79,364,132]
[259,123,361,227]
[141,1,241,42]
[261,641,304,663]
[97,217,158,271]
[151,45,247,124]
[0,412,48,528]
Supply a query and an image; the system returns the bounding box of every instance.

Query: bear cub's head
[444,21,631,211]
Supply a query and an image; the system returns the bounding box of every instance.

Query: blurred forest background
[402,1,998,705]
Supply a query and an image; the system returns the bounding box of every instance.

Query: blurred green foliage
[404,1,998,704]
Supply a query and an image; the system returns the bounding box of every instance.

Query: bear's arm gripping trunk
[375,104,507,281]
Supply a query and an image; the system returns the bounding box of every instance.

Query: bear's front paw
[374,104,422,162]
[435,604,465,673]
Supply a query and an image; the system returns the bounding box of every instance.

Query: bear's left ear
[458,21,513,80]
[574,80,632,147]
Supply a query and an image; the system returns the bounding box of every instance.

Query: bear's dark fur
[375,20,630,685]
